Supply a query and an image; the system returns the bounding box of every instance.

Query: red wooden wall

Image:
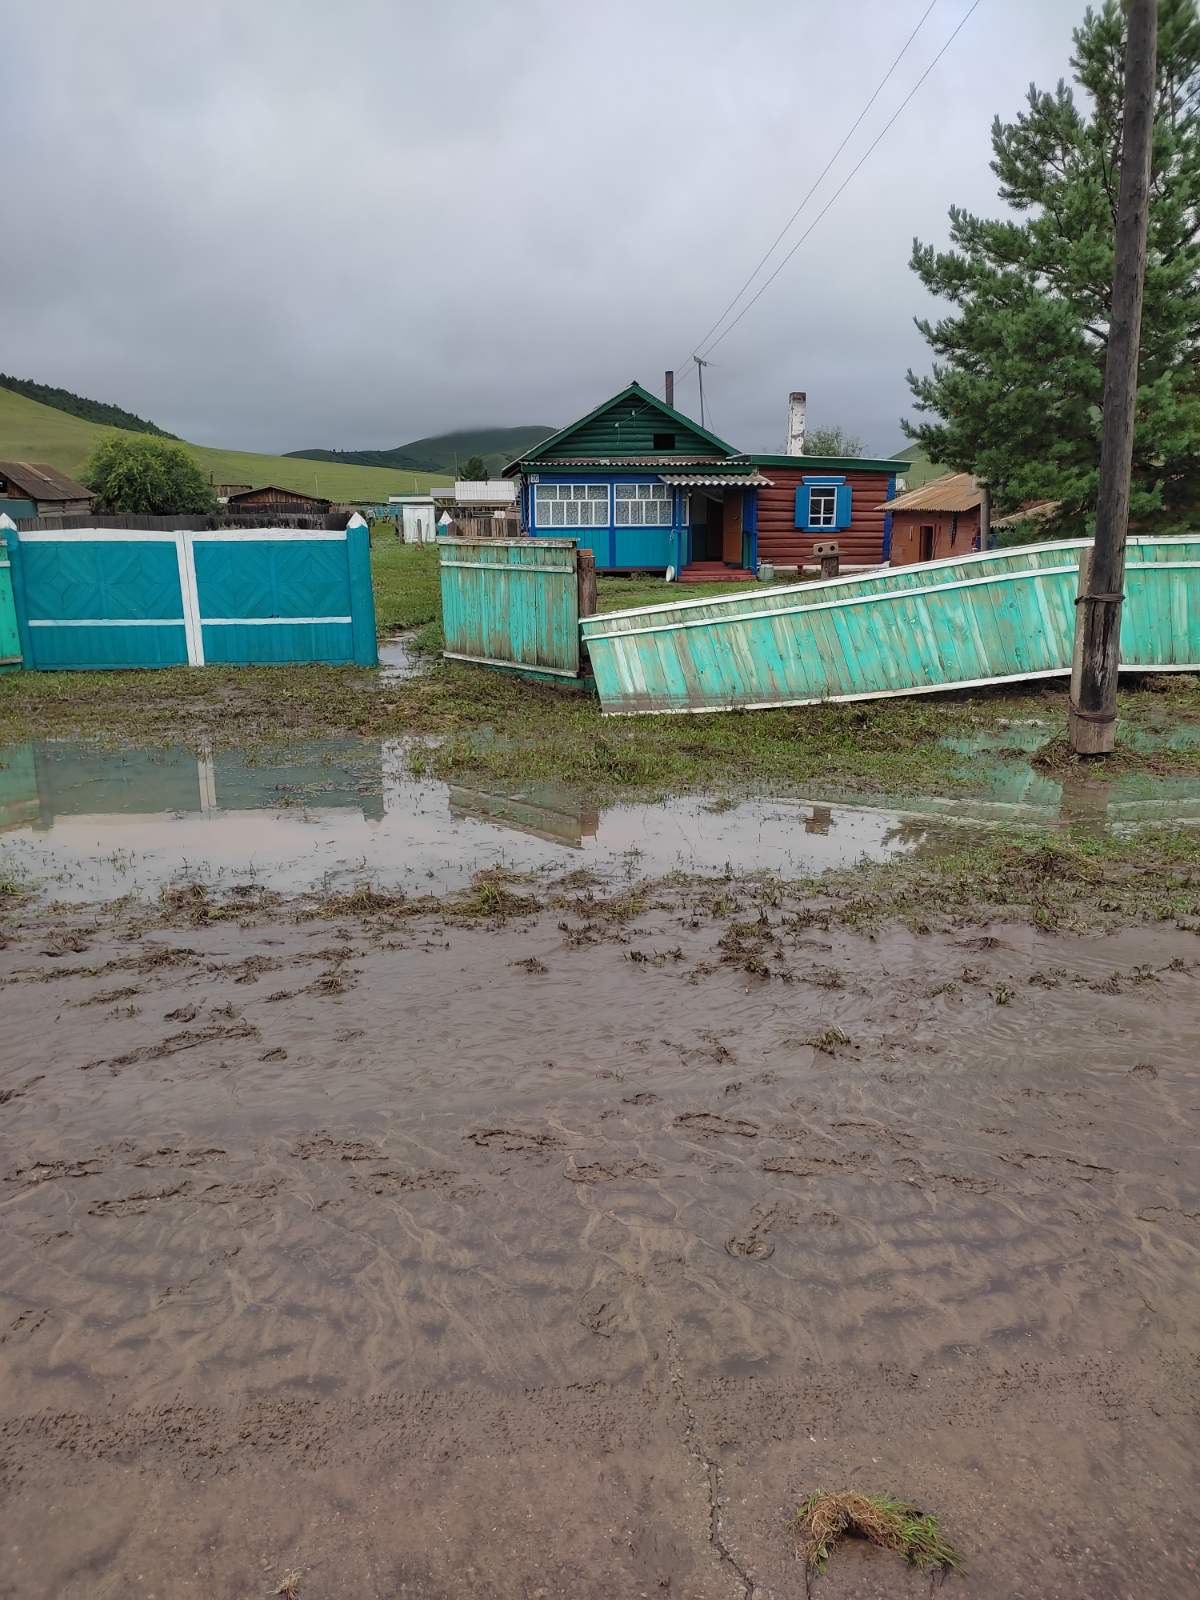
[889,509,981,566]
[754,466,895,569]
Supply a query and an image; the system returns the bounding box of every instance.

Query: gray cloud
[5,0,1085,456]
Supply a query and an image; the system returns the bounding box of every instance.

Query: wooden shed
[225,484,332,515]
[879,473,982,565]
[0,461,92,518]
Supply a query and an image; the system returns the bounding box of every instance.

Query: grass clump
[796,1489,962,1577]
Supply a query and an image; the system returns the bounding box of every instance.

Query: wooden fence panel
[438,536,582,678]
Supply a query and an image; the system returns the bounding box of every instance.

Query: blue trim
[881,474,895,562]
[345,517,379,665]
[743,487,758,571]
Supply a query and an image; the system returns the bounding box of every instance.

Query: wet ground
[1,868,1198,1597]
[3,728,1200,904]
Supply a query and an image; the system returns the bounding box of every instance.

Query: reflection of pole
[196,740,217,813]
[805,805,833,835]
[1069,0,1157,756]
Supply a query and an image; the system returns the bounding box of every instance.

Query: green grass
[0,386,449,501]
[370,535,442,631]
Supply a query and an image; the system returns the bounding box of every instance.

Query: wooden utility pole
[694,355,708,427]
[1069,0,1158,755]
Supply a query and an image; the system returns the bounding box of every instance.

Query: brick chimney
[786,391,807,455]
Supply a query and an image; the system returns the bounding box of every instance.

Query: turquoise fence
[580,537,1200,714]
[0,514,377,670]
[439,535,589,680]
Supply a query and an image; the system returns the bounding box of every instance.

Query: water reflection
[0,724,1197,904]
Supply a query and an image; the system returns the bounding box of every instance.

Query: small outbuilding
[224,484,332,515]
[878,473,982,565]
[0,461,93,518]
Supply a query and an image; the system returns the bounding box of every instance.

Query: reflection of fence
[438,535,595,681]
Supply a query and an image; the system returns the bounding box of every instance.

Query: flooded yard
[1,712,1199,1597]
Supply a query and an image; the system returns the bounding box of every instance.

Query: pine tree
[905,0,1200,532]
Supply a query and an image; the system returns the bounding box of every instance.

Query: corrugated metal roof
[0,460,91,500]
[991,499,1060,529]
[659,471,774,488]
[876,472,981,513]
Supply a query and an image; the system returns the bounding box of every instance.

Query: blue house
[504,382,772,580]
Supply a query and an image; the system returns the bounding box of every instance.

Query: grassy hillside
[891,443,948,489]
[0,374,177,438]
[288,424,555,478]
[0,387,450,501]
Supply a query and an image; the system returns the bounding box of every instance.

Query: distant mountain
[287,424,556,479]
[0,373,177,438]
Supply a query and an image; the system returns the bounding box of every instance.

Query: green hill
[0,373,178,438]
[0,387,450,501]
[288,424,556,478]
[891,442,948,490]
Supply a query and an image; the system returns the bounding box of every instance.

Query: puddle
[0,725,1198,904]
[377,632,426,683]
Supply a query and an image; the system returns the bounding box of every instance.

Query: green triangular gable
[512,382,741,466]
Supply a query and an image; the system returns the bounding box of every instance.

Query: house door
[919,524,935,562]
[690,494,724,561]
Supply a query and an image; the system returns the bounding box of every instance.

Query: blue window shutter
[794,485,810,530]
[834,484,852,530]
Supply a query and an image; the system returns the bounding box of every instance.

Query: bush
[84,435,218,514]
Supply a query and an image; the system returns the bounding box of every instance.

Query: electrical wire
[696,0,984,361]
[674,0,941,374]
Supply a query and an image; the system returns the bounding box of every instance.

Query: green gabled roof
[506,382,740,471]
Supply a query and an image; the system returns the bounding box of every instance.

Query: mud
[1,886,1198,1598]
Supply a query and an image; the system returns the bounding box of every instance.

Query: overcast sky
[5,0,1088,457]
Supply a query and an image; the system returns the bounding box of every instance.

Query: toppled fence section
[579,537,1200,714]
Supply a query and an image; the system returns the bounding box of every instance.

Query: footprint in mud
[466,1127,564,1154]
[565,1158,659,1184]
[1000,1150,1116,1183]
[292,1132,381,1162]
[724,1200,794,1260]
[674,1111,759,1140]
[165,1003,199,1023]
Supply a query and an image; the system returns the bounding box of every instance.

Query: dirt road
[1,882,1197,1598]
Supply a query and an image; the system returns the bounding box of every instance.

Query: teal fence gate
[0,539,20,671]
[1,515,377,670]
[439,535,588,679]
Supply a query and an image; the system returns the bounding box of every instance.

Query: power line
[675,0,941,373]
[696,0,984,362]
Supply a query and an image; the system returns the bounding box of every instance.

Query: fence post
[344,513,378,666]
[576,547,597,620]
[0,515,31,669]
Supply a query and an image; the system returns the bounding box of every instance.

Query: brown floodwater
[1,877,1198,1597]
[3,730,1200,905]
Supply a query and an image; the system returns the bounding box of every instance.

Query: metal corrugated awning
[658,471,773,488]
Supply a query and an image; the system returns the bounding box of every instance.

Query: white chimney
[786,391,807,456]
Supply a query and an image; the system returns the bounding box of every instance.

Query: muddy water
[3,731,1200,905]
[1,886,1198,1598]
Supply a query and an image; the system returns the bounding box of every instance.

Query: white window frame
[614,482,673,527]
[807,485,838,529]
[533,482,609,529]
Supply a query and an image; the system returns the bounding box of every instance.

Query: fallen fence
[579,537,1200,714]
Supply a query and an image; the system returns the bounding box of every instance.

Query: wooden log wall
[756,466,895,569]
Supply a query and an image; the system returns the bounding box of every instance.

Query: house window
[534,483,609,528]
[615,482,673,526]
[807,485,838,528]
[652,432,676,451]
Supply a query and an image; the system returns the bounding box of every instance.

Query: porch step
[676,563,757,583]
